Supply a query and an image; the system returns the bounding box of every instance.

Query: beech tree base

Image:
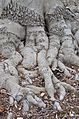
[0,0,79,118]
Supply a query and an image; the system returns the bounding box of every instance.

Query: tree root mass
[0,0,79,118]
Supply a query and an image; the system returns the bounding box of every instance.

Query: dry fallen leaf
[0,106,5,113]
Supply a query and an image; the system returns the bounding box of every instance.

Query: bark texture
[0,0,79,116]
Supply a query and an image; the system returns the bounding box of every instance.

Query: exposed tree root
[59,22,79,68]
[38,49,55,101]
[58,60,71,77]
[0,54,45,108]
[0,27,77,113]
[21,47,37,69]
[38,49,76,111]
[0,0,79,117]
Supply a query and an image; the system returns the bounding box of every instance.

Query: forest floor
[0,54,79,119]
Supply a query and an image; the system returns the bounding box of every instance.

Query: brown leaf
[0,106,5,113]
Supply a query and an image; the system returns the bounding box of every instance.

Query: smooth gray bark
[0,0,78,115]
